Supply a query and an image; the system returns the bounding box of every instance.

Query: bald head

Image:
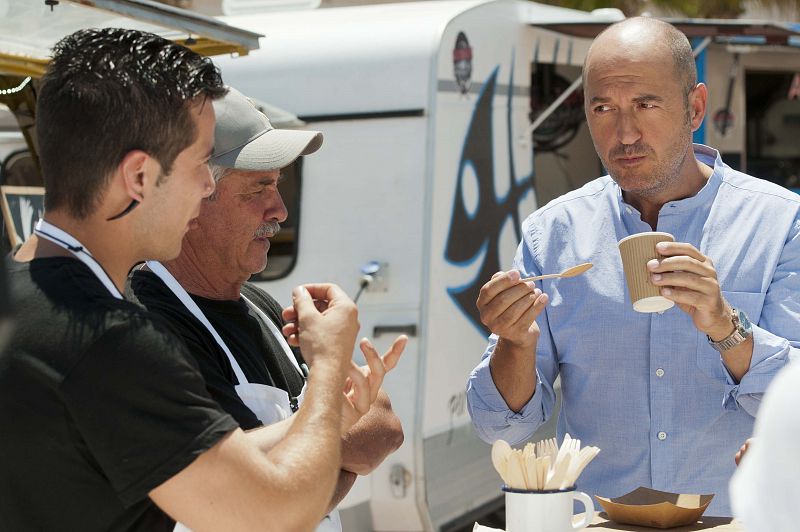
[584,17,696,98]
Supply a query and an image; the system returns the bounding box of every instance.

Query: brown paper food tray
[595,487,714,529]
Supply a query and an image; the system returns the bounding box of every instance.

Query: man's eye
[594,105,612,113]
[239,187,265,198]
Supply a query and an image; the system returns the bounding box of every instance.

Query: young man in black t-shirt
[0,29,375,532]
[129,88,406,528]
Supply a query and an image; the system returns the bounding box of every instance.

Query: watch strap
[707,307,752,352]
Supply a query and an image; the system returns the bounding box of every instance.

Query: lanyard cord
[34,219,123,300]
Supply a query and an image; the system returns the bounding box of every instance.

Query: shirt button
[626,207,633,215]
[656,368,665,377]
[658,431,667,441]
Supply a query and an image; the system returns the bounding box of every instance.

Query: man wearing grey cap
[128,87,405,531]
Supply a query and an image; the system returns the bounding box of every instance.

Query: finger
[476,270,526,306]
[648,255,716,278]
[655,241,707,263]
[651,270,720,296]
[512,292,548,331]
[340,392,359,434]
[347,363,371,415]
[382,335,407,372]
[480,286,539,329]
[292,285,319,319]
[358,339,383,402]
[282,306,298,323]
[282,322,298,338]
[286,333,300,347]
[658,286,711,309]
[301,283,352,307]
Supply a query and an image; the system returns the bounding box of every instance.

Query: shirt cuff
[466,355,547,445]
[723,324,793,414]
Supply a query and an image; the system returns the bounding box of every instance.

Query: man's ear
[689,83,708,132]
[118,150,153,202]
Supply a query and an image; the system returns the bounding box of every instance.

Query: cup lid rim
[617,231,675,245]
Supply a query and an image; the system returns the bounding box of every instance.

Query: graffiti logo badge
[445,63,534,335]
[453,32,473,95]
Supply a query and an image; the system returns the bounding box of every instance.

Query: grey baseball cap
[211,87,322,170]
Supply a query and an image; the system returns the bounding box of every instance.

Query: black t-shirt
[0,256,239,532]
[128,270,306,430]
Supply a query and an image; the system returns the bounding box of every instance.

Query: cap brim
[212,128,323,171]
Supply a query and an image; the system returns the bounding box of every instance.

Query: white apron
[146,262,341,532]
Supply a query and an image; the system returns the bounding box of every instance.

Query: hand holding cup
[646,241,732,339]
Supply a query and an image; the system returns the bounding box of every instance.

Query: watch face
[736,309,752,333]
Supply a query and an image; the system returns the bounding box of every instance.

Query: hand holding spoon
[520,262,593,283]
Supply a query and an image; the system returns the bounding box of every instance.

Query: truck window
[249,157,302,281]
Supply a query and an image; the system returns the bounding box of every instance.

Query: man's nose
[265,191,288,223]
[616,112,642,146]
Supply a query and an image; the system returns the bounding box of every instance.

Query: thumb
[292,286,315,317]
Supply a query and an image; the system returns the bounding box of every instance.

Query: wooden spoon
[521,262,593,282]
[491,440,512,484]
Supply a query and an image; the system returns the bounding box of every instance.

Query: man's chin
[245,245,270,274]
[149,243,183,265]
[609,169,653,190]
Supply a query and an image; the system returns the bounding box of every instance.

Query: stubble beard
[602,116,693,201]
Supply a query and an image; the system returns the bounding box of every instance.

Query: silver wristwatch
[707,307,752,352]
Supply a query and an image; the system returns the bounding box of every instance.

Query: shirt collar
[616,143,725,216]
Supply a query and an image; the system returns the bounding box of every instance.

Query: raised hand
[340,361,372,432]
[282,283,360,370]
[339,335,406,432]
[476,270,548,348]
[357,335,406,402]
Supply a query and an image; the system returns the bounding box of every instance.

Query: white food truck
[3,1,800,530]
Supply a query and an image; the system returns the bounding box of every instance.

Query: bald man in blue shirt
[467,17,800,516]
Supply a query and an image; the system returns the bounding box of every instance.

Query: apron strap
[146,261,249,385]
[241,294,304,378]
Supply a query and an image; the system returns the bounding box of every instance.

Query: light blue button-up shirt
[467,145,800,516]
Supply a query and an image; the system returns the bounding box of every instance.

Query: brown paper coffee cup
[618,232,675,313]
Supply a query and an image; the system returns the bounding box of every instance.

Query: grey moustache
[255,221,281,239]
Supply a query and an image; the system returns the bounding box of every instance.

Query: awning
[0,0,263,182]
[533,18,800,46]
[0,0,263,79]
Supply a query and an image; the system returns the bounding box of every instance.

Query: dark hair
[36,28,227,218]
